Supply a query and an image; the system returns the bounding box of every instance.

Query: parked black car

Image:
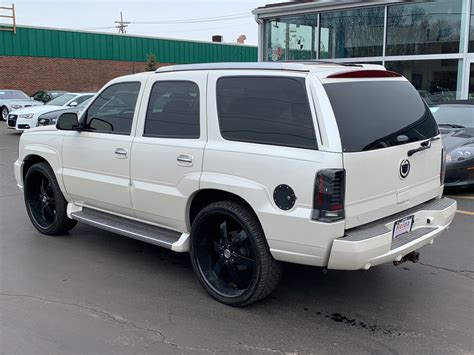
[31,90,68,103]
[431,100,474,189]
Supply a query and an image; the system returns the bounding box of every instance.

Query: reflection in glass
[264,15,318,61]
[319,7,384,59]
[385,60,460,105]
[265,20,287,62]
[469,2,474,52]
[386,0,463,55]
[469,64,474,99]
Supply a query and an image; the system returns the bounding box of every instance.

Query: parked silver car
[0,90,43,121]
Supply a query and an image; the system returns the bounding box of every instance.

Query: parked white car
[15,63,456,306]
[0,89,43,121]
[7,92,95,131]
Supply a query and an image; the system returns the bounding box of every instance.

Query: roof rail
[155,62,310,73]
[284,60,362,67]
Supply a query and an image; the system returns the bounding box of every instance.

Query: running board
[70,208,187,251]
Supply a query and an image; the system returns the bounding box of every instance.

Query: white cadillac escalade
[14,62,457,306]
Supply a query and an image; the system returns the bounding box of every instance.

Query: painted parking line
[447,195,474,200]
[456,209,474,216]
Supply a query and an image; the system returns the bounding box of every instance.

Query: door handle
[177,153,193,166]
[114,148,128,158]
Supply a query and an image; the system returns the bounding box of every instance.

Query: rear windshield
[324,81,439,152]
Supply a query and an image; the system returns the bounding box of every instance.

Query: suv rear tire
[24,162,77,235]
[190,200,283,306]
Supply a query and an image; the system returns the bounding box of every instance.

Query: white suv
[15,63,457,306]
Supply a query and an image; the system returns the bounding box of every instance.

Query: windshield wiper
[438,123,465,129]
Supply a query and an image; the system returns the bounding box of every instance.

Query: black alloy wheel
[24,162,77,235]
[26,172,57,229]
[190,200,282,306]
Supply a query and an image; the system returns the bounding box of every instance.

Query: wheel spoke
[219,221,229,245]
[213,242,223,254]
[213,256,226,276]
[230,230,249,250]
[43,204,55,219]
[226,263,242,288]
[44,182,52,194]
[232,253,255,269]
[40,177,46,194]
[40,204,46,221]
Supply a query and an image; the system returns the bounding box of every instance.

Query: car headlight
[19,113,34,119]
[10,104,23,109]
[446,145,474,162]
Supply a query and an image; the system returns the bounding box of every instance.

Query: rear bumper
[327,197,457,270]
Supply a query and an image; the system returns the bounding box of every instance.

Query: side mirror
[56,112,80,131]
[69,101,78,107]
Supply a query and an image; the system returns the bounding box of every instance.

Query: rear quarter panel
[203,71,345,265]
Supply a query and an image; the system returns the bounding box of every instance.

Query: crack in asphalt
[418,263,474,280]
[0,193,21,198]
[0,292,215,353]
[235,342,286,354]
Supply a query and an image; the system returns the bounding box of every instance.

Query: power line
[79,26,116,30]
[129,12,252,25]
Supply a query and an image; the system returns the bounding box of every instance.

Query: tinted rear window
[144,81,200,139]
[216,76,317,150]
[324,81,439,152]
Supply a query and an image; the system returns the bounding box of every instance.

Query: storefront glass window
[469,1,474,52]
[386,0,463,55]
[469,64,474,99]
[319,7,384,59]
[385,60,460,105]
[264,14,318,61]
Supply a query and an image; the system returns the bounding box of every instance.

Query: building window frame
[259,0,473,99]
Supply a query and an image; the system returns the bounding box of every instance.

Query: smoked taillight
[312,169,346,222]
[440,148,446,185]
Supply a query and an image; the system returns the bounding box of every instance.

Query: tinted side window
[216,76,317,150]
[144,81,200,139]
[84,82,140,135]
[33,91,43,101]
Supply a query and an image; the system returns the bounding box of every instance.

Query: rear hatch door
[323,77,442,229]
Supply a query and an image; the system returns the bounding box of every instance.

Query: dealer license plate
[392,215,414,239]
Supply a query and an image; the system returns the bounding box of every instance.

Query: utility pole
[115,11,129,34]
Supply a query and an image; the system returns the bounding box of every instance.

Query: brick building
[0,25,257,94]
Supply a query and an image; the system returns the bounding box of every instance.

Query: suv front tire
[24,162,77,235]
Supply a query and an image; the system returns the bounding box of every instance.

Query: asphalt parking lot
[0,124,473,354]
